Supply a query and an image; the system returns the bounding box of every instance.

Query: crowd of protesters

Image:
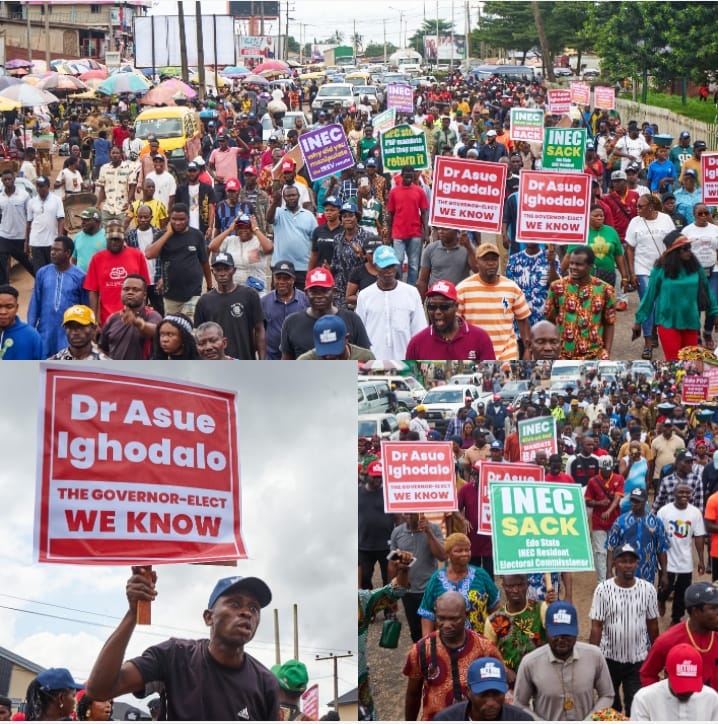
[1,66,714,361]
[359,360,718,720]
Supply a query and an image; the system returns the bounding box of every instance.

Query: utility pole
[383,19,387,64]
[465,0,470,60]
[43,1,49,66]
[284,0,290,61]
[316,652,353,712]
[353,19,357,64]
[25,1,32,62]
[196,2,205,100]
[178,1,189,82]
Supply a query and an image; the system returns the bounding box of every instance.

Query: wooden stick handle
[544,572,553,592]
[132,565,153,625]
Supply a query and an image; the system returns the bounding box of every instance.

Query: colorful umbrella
[139,78,197,106]
[0,77,23,91]
[37,73,89,93]
[253,59,290,73]
[241,74,270,85]
[0,97,20,112]
[5,58,33,70]
[96,72,152,96]
[0,84,59,106]
[220,65,250,78]
[79,69,108,82]
[359,360,408,372]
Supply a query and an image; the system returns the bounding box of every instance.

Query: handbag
[378,618,402,648]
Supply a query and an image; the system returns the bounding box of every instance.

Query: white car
[582,68,600,80]
[553,67,573,77]
[260,111,310,141]
[358,413,400,440]
[420,384,482,432]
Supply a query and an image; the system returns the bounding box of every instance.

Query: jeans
[592,529,608,582]
[358,549,389,590]
[393,237,422,286]
[606,659,642,715]
[635,274,654,338]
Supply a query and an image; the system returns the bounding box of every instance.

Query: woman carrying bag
[632,229,718,360]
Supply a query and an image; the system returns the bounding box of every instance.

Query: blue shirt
[271,207,317,271]
[93,137,112,167]
[260,288,309,360]
[674,187,703,224]
[505,248,559,326]
[0,317,43,360]
[606,510,670,582]
[647,159,675,193]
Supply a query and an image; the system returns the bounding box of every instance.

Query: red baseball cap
[305,267,335,289]
[666,643,703,694]
[244,166,257,175]
[225,178,240,191]
[426,279,458,302]
[366,460,383,476]
[281,158,296,171]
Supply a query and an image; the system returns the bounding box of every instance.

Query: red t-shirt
[387,183,429,239]
[405,320,496,361]
[545,472,576,484]
[83,247,151,325]
[584,472,624,531]
[112,126,130,149]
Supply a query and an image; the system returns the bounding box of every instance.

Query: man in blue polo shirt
[261,261,308,360]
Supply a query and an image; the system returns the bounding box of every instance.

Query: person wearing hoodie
[0,284,42,359]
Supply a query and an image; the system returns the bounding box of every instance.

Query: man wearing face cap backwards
[85,569,279,720]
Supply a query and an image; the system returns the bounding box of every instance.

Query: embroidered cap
[545,601,578,637]
[467,657,509,695]
[666,643,703,694]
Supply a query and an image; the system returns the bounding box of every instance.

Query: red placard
[301,684,319,720]
[706,367,718,398]
[36,365,246,564]
[547,88,572,115]
[570,82,591,106]
[381,441,458,513]
[477,462,545,534]
[682,376,710,405]
[593,86,615,110]
[430,156,507,233]
[516,171,591,244]
[702,153,718,205]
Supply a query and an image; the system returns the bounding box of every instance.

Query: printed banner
[570,81,591,106]
[477,462,544,534]
[381,441,458,513]
[490,481,594,574]
[380,123,429,171]
[301,684,319,720]
[541,127,587,172]
[509,108,544,143]
[516,171,591,244]
[36,365,245,564]
[547,88,572,115]
[298,123,355,181]
[517,415,557,463]
[706,367,718,398]
[702,153,718,205]
[386,84,414,113]
[593,86,615,110]
[682,376,710,405]
[430,156,507,233]
[372,108,396,137]
[238,35,275,57]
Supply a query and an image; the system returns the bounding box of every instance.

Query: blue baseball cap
[545,601,579,637]
[36,668,84,691]
[324,195,341,208]
[467,658,508,694]
[313,314,347,356]
[207,576,272,609]
[340,201,358,214]
[373,245,400,268]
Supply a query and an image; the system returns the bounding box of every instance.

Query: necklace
[685,621,715,653]
[552,655,575,711]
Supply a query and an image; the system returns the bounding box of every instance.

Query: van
[357,379,391,415]
[363,374,426,409]
[133,106,202,180]
[549,360,587,388]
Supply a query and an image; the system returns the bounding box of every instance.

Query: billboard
[229,1,280,18]
[423,35,466,62]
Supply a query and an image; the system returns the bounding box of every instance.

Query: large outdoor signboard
[36,366,246,564]
[477,462,544,534]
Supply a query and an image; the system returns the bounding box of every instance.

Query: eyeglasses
[426,303,455,312]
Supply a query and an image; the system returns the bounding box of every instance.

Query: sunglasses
[426,302,455,312]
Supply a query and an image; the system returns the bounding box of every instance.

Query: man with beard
[513,601,614,720]
[417,227,478,298]
[545,245,616,360]
[99,274,161,360]
[85,570,279,721]
[50,304,109,360]
[403,592,503,721]
[280,266,370,359]
[175,161,215,239]
[261,261,308,360]
[528,320,561,360]
[194,252,265,360]
[589,544,659,716]
[237,166,270,235]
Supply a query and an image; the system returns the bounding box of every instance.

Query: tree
[531,1,553,80]
[324,30,344,44]
[407,18,455,57]
[474,2,537,63]
[286,35,300,54]
[364,41,397,60]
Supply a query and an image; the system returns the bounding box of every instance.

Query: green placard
[517,415,556,463]
[490,481,594,574]
[541,127,587,172]
[380,123,429,171]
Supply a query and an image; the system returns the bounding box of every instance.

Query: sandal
[641,345,653,360]
[704,333,715,349]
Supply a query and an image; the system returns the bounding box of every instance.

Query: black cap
[273,260,296,277]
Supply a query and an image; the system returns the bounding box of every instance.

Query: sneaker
[616,300,628,311]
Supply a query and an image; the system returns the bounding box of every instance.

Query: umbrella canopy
[0,84,59,107]
[220,65,250,78]
[0,97,20,112]
[139,78,197,106]
[79,69,108,82]
[5,58,33,70]
[37,73,89,93]
[191,73,228,88]
[359,360,408,372]
[253,59,290,73]
[77,58,105,71]
[241,74,270,85]
[96,72,152,96]
[0,77,23,91]
[6,67,30,77]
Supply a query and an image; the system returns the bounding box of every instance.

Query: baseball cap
[414,404,427,413]
[36,175,49,186]
[244,165,257,175]
[373,245,400,268]
[611,170,627,181]
[486,129,497,137]
[305,267,335,289]
[107,227,125,241]
[273,260,296,278]
[355,163,366,172]
[626,161,641,172]
[684,168,698,177]
[545,601,579,637]
[147,134,158,142]
[217,133,228,140]
[599,455,614,470]
[36,668,84,691]
[366,459,383,476]
[212,252,235,267]
[666,644,703,694]
[662,192,675,203]
[629,487,648,502]
[614,542,639,559]
[281,158,296,171]
[186,161,199,170]
[340,201,358,214]
[490,440,503,450]
[366,158,378,167]
[676,450,694,462]
[313,315,347,356]
[152,153,166,161]
[694,140,707,150]
[269,133,280,141]
[467,657,508,695]
[426,279,458,302]
[225,177,240,192]
[685,581,718,608]
[80,207,101,220]
[63,305,96,326]
[272,660,309,693]
[324,195,341,208]
[207,575,272,609]
[475,242,500,258]
[363,237,383,253]
[680,131,691,139]
[192,155,206,166]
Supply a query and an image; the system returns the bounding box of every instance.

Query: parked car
[630,360,656,381]
[310,83,358,121]
[357,378,392,415]
[582,68,600,80]
[553,67,573,77]
[352,85,380,112]
[260,111,310,141]
[420,384,482,434]
[496,380,531,404]
[360,374,426,410]
[358,413,400,440]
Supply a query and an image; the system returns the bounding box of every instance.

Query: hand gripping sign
[35,365,246,567]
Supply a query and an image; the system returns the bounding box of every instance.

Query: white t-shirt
[682,222,718,272]
[187,184,200,230]
[657,501,705,573]
[625,212,675,276]
[19,159,37,184]
[145,171,177,210]
[27,193,64,247]
[616,134,650,170]
[134,226,158,280]
[55,167,82,198]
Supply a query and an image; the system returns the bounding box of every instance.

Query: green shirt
[567,225,623,273]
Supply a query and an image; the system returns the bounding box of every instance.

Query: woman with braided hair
[24,668,83,721]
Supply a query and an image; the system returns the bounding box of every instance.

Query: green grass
[619,90,718,125]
